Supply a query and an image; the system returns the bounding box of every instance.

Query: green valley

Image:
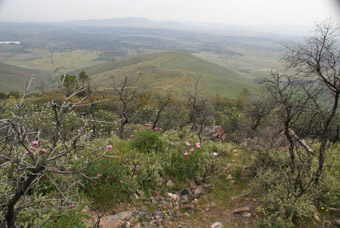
[77,51,257,97]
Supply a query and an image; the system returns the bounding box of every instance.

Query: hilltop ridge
[0,62,47,92]
[77,51,257,97]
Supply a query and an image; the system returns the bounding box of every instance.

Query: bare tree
[137,91,173,130]
[0,77,108,227]
[261,19,340,198]
[264,72,318,174]
[180,79,212,140]
[183,79,203,130]
[243,97,273,134]
[112,74,142,139]
[282,19,340,184]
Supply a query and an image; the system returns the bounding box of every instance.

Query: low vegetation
[1,20,340,228]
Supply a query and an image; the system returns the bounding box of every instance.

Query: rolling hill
[0,62,49,92]
[77,51,258,97]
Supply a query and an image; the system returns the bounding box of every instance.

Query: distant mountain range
[66,17,311,38]
[67,17,187,30]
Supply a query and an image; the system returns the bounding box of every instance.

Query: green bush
[314,144,340,208]
[89,110,120,137]
[163,141,203,182]
[159,129,218,182]
[254,167,314,227]
[130,124,164,153]
[252,144,340,227]
[133,151,165,195]
[44,209,88,228]
[80,157,132,209]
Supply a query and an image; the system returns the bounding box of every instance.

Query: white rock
[101,211,133,227]
[241,212,251,218]
[210,221,223,228]
[167,192,179,201]
[233,206,251,213]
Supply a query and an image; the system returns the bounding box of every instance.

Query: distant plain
[0,18,293,95]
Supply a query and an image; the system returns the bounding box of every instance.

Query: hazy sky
[0,0,339,26]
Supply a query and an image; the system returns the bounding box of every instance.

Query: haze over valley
[0,17,293,94]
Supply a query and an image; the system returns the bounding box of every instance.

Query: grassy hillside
[0,62,49,92]
[78,51,258,97]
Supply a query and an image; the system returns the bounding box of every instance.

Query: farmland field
[0,48,105,73]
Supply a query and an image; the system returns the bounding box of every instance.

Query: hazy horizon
[0,0,339,27]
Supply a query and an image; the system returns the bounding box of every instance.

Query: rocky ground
[97,182,255,228]
[85,147,257,228]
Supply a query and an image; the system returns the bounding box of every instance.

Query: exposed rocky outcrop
[201,125,227,142]
[99,179,212,227]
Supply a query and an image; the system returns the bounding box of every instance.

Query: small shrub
[130,124,164,153]
[80,157,132,209]
[162,140,205,182]
[133,152,165,195]
[44,209,89,228]
[251,146,340,227]
[254,167,314,227]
